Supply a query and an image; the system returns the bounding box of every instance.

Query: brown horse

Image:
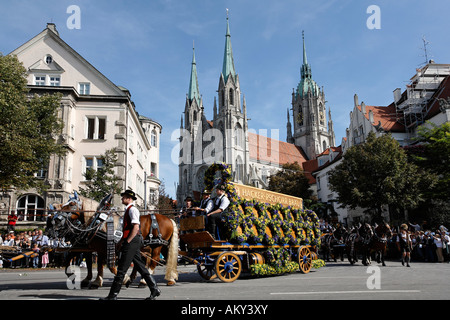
[369,222,392,266]
[49,192,178,288]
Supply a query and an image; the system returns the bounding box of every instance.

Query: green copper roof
[222,15,236,83]
[188,45,201,103]
[296,31,319,98]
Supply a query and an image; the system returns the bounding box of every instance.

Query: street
[1,260,449,301]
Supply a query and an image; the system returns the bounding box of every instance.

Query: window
[35,76,46,86]
[79,83,90,95]
[49,76,60,86]
[229,88,234,105]
[85,157,94,171]
[16,194,45,222]
[150,162,157,177]
[234,123,243,147]
[83,156,104,176]
[45,55,53,64]
[86,116,106,140]
[151,130,157,147]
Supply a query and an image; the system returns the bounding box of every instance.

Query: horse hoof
[138,282,147,288]
[166,281,176,286]
[89,284,99,290]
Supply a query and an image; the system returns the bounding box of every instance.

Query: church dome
[296,77,320,98]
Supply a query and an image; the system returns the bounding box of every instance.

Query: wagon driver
[206,184,230,239]
[101,189,161,300]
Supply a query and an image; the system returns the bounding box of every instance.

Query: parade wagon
[179,162,322,283]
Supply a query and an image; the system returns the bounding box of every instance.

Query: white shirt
[215,194,230,212]
[201,198,214,214]
[126,203,141,225]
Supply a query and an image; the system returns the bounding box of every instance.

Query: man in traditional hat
[193,189,213,216]
[101,189,161,300]
[206,185,230,239]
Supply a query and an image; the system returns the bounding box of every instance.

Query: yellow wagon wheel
[298,246,312,274]
[215,252,242,283]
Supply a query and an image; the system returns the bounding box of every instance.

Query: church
[177,15,335,204]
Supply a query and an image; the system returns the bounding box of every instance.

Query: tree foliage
[78,148,122,202]
[0,54,65,192]
[267,162,313,200]
[328,132,435,221]
[412,122,450,201]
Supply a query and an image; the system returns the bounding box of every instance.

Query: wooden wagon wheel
[197,262,217,281]
[214,252,242,283]
[297,246,312,274]
[196,255,217,280]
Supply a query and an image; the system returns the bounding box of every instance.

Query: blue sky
[1,0,450,198]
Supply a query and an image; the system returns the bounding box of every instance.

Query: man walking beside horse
[101,190,161,300]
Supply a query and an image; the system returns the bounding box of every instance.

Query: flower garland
[203,162,322,248]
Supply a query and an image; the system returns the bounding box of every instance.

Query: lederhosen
[399,232,411,253]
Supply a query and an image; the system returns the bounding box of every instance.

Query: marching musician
[206,184,230,239]
[101,189,161,300]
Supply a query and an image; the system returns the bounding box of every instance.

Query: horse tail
[164,219,179,283]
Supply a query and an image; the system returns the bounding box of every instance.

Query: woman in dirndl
[397,224,412,267]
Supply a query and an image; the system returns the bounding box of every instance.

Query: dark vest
[122,205,139,239]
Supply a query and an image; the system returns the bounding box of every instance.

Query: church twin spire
[188,44,200,104]
[222,11,236,83]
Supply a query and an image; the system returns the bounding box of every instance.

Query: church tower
[290,31,335,159]
[178,45,206,198]
[213,12,249,184]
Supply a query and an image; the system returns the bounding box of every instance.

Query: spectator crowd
[0,229,72,269]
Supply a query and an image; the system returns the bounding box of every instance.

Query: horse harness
[143,214,169,247]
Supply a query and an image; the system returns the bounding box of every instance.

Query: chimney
[361,101,366,115]
[393,88,401,104]
[369,110,374,123]
[47,23,59,36]
[354,94,359,108]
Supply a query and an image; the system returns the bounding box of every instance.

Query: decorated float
[179,162,324,282]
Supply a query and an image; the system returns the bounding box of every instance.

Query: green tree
[413,121,450,201]
[155,179,175,212]
[328,132,435,222]
[0,54,65,192]
[267,162,313,200]
[78,148,122,202]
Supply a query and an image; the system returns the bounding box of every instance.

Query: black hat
[121,189,137,200]
[202,189,211,194]
[216,184,226,191]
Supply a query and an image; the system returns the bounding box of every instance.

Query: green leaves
[78,148,121,202]
[329,132,434,220]
[267,161,313,200]
[0,54,65,192]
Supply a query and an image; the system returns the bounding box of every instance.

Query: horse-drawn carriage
[46,162,322,287]
[177,163,322,283]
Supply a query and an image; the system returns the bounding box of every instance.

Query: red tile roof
[248,132,317,183]
[357,103,405,132]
